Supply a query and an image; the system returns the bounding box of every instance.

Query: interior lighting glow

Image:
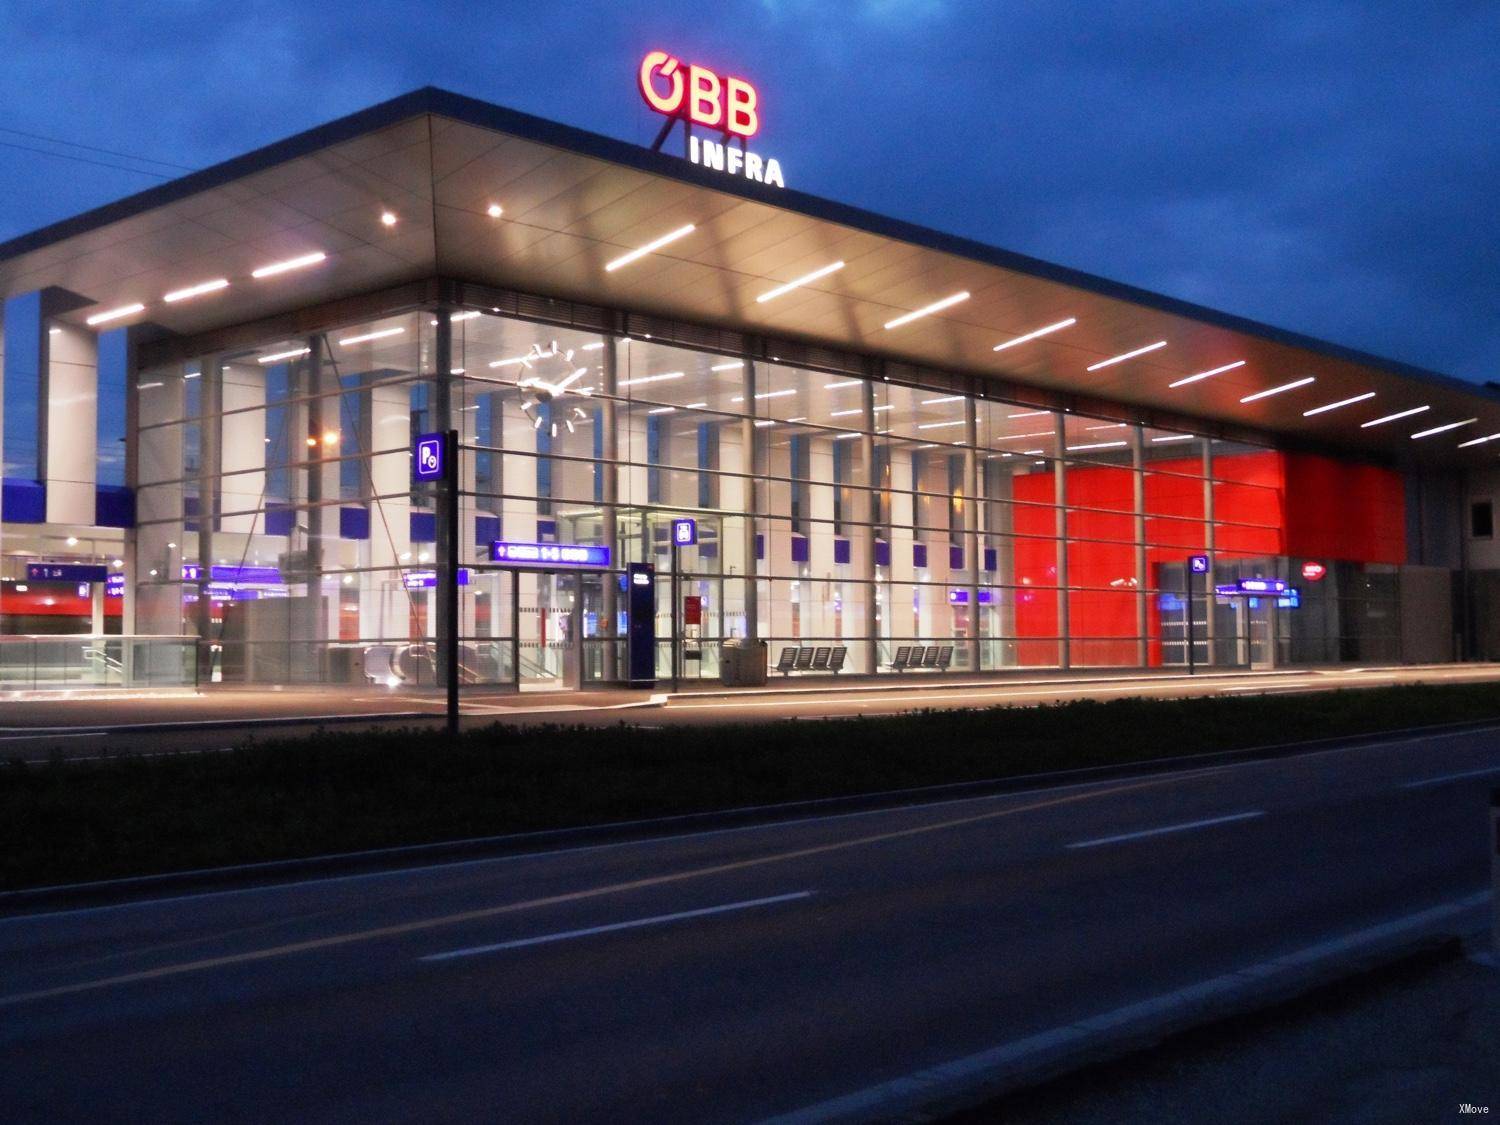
[883,291,969,330]
[916,419,966,430]
[488,356,528,368]
[604,223,695,272]
[619,372,685,387]
[582,342,606,351]
[710,361,744,371]
[754,388,796,399]
[1086,340,1167,372]
[251,251,326,279]
[824,380,861,390]
[86,303,145,326]
[1008,410,1049,418]
[1151,434,1196,443]
[992,317,1076,352]
[647,406,676,414]
[1361,405,1429,428]
[1168,360,1246,388]
[258,347,311,364]
[921,395,963,405]
[339,327,405,346]
[1410,418,1477,440]
[486,203,503,218]
[1067,441,1129,451]
[756,260,845,303]
[163,278,229,303]
[828,408,861,417]
[1239,377,1315,403]
[1457,432,1500,449]
[1302,392,1376,417]
[380,211,397,226]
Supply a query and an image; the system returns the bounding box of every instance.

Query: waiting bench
[775,644,848,676]
[889,644,954,672]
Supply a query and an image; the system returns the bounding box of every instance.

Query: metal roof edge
[3,84,1491,409]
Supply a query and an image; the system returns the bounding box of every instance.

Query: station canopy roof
[1,86,1495,469]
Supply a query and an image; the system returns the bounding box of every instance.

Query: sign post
[1187,555,1209,675]
[414,429,459,739]
[670,519,697,691]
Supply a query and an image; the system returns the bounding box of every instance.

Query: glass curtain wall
[131,298,1383,686]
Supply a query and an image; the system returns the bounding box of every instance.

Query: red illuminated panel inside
[1009,451,1405,666]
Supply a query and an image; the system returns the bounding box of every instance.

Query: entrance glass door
[516,571,608,690]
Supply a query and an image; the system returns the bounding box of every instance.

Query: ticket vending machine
[627,562,657,687]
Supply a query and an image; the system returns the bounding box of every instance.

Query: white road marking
[420,890,813,962]
[1402,764,1500,789]
[1066,810,1264,849]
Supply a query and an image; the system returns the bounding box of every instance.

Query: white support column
[965,396,981,673]
[45,323,99,525]
[362,378,412,643]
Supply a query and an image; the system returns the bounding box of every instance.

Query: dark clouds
[0,1,1494,381]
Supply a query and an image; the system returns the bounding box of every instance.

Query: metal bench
[810,646,831,671]
[935,644,954,671]
[775,646,799,674]
[794,646,816,671]
[829,646,847,674]
[922,646,941,669]
[889,645,912,671]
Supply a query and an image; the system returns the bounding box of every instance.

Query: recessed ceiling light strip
[1360,405,1429,428]
[1086,340,1167,372]
[1410,418,1476,440]
[992,317,1077,352]
[604,223,696,272]
[1168,360,1246,388]
[756,261,845,303]
[883,291,970,330]
[1239,377,1315,403]
[1302,392,1375,417]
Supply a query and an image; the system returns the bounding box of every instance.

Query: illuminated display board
[489,541,612,568]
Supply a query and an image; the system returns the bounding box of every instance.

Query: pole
[443,428,460,739]
[1187,564,1196,676]
[671,536,681,693]
[1491,788,1500,958]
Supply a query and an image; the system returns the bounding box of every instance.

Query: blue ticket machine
[627,562,657,687]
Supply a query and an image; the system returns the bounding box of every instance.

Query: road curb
[761,893,1490,1124]
[4,717,1499,915]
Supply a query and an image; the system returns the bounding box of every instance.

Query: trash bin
[743,639,768,686]
[719,639,743,686]
[721,639,769,687]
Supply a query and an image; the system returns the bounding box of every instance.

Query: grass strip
[4,682,1500,891]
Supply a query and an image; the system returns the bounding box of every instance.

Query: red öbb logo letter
[639,51,759,139]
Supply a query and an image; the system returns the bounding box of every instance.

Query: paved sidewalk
[955,939,1500,1124]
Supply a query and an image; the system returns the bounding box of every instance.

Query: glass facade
[125,298,1406,687]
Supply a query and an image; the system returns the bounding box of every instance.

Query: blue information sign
[26,563,109,583]
[1214,577,1288,597]
[413,432,447,483]
[1188,555,1210,574]
[489,541,612,568]
[672,518,697,547]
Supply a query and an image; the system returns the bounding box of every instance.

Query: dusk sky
[1,2,1495,382]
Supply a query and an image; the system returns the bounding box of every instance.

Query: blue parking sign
[1189,554,1210,574]
[413,433,446,482]
[673,518,697,546]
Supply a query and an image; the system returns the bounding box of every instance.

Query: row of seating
[889,644,954,671]
[775,646,848,675]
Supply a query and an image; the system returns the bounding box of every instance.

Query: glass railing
[0,635,200,690]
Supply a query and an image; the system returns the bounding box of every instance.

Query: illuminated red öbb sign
[639,50,759,137]
[1301,561,1328,582]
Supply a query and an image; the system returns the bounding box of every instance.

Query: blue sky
[0,1,1495,382]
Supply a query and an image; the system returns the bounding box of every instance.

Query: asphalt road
[2,725,1498,1122]
[4,662,1500,760]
